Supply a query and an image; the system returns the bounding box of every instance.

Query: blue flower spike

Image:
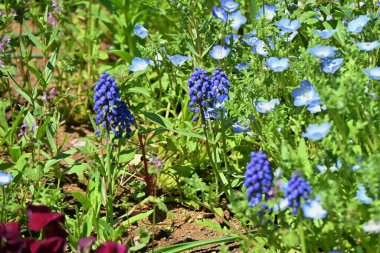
[285,171,312,215]
[244,151,274,207]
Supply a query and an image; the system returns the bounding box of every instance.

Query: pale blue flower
[255,99,280,113]
[242,36,259,46]
[363,221,380,233]
[225,34,239,45]
[292,80,321,107]
[134,25,148,39]
[234,62,250,71]
[364,67,380,80]
[313,29,336,39]
[356,184,373,204]
[212,6,227,22]
[265,57,290,72]
[275,18,301,33]
[356,41,379,51]
[227,10,247,30]
[252,40,268,56]
[128,57,153,72]
[209,45,231,60]
[302,197,327,219]
[256,5,276,21]
[220,0,239,12]
[167,54,188,66]
[302,122,331,141]
[322,58,344,73]
[309,45,336,58]
[279,31,298,42]
[347,15,370,33]
[314,8,333,22]
[0,171,13,185]
[232,121,250,133]
[273,198,290,212]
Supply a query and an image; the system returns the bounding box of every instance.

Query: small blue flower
[134,25,148,39]
[364,67,380,80]
[273,198,290,212]
[279,31,298,43]
[252,40,268,56]
[220,0,239,12]
[167,54,188,67]
[209,45,231,60]
[255,99,280,114]
[309,45,336,59]
[227,10,247,30]
[322,58,344,74]
[363,221,380,233]
[232,121,250,133]
[0,171,13,185]
[356,41,379,51]
[265,57,290,72]
[313,8,333,22]
[242,36,259,46]
[302,197,327,219]
[234,62,250,71]
[356,184,373,204]
[312,29,336,39]
[292,80,320,107]
[212,6,227,22]
[225,34,239,45]
[128,57,153,72]
[302,122,332,141]
[347,15,370,33]
[256,5,276,21]
[275,18,301,33]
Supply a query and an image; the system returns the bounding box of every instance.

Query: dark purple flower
[95,242,127,253]
[27,205,66,239]
[30,237,66,253]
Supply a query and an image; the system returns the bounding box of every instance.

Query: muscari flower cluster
[285,171,312,215]
[94,72,135,138]
[243,151,274,207]
[188,67,230,121]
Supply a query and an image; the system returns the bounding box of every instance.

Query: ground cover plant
[1,0,380,252]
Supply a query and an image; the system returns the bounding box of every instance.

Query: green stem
[220,110,232,198]
[105,133,113,225]
[299,217,307,253]
[1,186,5,222]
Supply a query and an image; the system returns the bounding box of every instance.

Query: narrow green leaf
[71,192,93,210]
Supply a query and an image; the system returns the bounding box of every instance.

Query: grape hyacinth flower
[227,10,247,30]
[302,122,332,141]
[167,54,188,67]
[285,171,312,215]
[265,57,290,72]
[0,171,13,185]
[309,45,336,59]
[128,57,153,72]
[302,197,327,219]
[357,41,379,51]
[220,0,239,12]
[134,25,148,39]
[244,151,274,207]
[255,99,280,114]
[94,72,135,138]
[256,5,276,21]
[347,15,370,33]
[312,29,336,39]
[364,67,380,80]
[211,67,230,102]
[322,58,344,74]
[187,68,214,118]
[356,184,373,204]
[209,45,231,60]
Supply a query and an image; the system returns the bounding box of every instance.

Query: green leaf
[9,145,21,162]
[43,49,58,88]
[113,210,153,239]
[66,163,90,175]
[118,150,135,163]
[297,139,312,178]
[128,87,150,97]
[44,149,77,171]
[24,22,45,51]
[71,192,93,210]
[142,112,174,130]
